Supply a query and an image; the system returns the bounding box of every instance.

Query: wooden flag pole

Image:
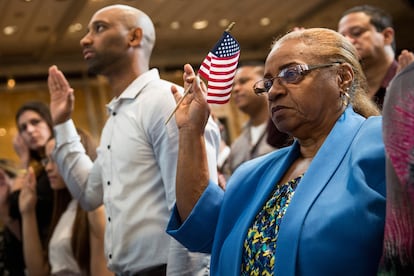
[164,75,199,125]
[165,22,236,125]
[225,22,236,32]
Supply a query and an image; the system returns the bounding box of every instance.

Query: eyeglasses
[41,156,54,167]
[253,63,339,95]
[18,118,44,132]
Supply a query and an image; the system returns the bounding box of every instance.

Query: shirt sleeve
[53,120,103,211]
[167,180,224,253]
[204,116,221,183]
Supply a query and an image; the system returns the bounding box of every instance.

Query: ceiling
[0,0,413,84]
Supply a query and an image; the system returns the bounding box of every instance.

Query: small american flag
[198,31,240,104]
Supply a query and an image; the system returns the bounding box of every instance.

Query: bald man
[48,5,220,275]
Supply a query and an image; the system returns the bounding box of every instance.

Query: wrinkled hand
[397,50,414,74]
[12,134,30,167]
[170,64,210,135]
[48,65,75,125]
[18,167,37,215]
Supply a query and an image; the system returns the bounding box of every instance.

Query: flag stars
[213,35,240,57]
[198,31,240,104]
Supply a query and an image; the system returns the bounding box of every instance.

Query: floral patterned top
[241,175,303,275]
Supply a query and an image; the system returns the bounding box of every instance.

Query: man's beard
[86,53,117,75]
[86,59,106,75]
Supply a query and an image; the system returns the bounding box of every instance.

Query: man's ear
[129,28,143,46]
[382,27,395,47]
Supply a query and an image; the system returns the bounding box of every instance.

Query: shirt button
[109,254,112,259]
[107,181,110,186]
[112,112,117,116]
[108,217,111,222]
[107,145,111,150]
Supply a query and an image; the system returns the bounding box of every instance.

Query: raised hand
[13,134,30,168]
[397,50,414,74]
[48,65,75,125]
[18,167,37,215]
[170,64,210,135]
[171,64,212,220]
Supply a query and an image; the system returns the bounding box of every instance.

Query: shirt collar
[106,68,160,112]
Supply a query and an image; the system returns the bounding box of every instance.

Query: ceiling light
[3,26,18,36]
[170,21,180,30]
[192,20,208,30]
[7,78,16,89]
[260,17,271,26]
[68,23,83,33]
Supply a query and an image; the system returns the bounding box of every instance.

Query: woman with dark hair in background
[0,101,54,275]
[19,129,112,275]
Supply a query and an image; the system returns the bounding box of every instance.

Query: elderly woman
[167,28,386,275]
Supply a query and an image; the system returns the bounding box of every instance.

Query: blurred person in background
[0,101,54,275]
[219,62,279,189]
[338,5,400,109]
[19,129,112,276]
[0,158,22,275]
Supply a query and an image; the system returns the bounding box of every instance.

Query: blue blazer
[168,107,386,276]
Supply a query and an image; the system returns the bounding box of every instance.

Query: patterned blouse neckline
[241,174,304,275]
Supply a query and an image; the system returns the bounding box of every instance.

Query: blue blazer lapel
[275,107,365,275]
[224,144,300,274]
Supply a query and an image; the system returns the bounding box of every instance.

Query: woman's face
[17,110,51,151]
[264,38,342,139]
[43,139,66,190]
